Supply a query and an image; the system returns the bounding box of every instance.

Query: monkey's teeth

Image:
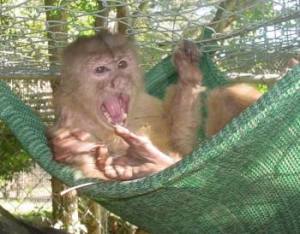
[101,104,127,125]
[103,110,113,123]
[104,111,109,118]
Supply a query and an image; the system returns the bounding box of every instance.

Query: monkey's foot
[173,40,203,85]
[49,128,103,162]
[174,40,200,64]
[102,157,162,180]
[97,125,179,180]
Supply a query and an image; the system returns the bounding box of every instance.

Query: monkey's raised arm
[165,40,205,156]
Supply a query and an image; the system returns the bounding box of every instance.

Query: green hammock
[0,54,299,234]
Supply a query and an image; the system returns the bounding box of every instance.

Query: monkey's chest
[129,118,173,154]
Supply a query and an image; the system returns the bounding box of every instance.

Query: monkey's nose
[111,77,128,89]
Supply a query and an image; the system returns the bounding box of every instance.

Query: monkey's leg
[49,128,99,160]
[206,84,262,137]
[167,40,205,155]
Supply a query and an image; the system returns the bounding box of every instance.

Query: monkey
[48,32,262,181]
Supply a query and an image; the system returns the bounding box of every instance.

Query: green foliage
[67,0,97,36]
[0,124,33,181]
[19,210,52,226]
[256,84,269,93]
[239,2,274,23]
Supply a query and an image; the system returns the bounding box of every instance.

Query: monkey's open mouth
[100,94,129,125]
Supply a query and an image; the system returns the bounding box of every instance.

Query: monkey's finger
[52,128,71,140]
[129,142,176,167]
[104,164,134,180]
[75,142,102,153]
[54,137,99,154]
[95,147,109,171]
[121,166,134,180]
[115,165,139,180]
[53,152,72,162]
[104,160,161,180]
[53,137,80,149]
[114,124,131,135]
[132,163,158,177]
[94,146,108,156]
[115,163,160,180]
[115,165,126,178]
[114,125,148,146]
[52,134,75,146]
[104,164,118,179]
[103,157,129,179]
[71,129,91,141]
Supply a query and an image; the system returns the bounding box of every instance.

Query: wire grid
[0,79,55,123]
[0,0,297,120]
[0,1,299,232]
[0,0,299,78]
[0,164,52,213]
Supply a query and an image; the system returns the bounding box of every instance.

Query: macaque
[48,32,262,181]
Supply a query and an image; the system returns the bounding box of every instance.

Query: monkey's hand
[99,125,179,180]
[48,128,105,163]
[173,40,203,85]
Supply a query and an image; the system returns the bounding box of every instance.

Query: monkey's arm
[166,41,205,155]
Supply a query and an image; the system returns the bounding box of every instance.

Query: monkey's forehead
[64,46,136,66]
[64,33,136,58]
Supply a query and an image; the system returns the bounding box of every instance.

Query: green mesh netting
[0,51,299,233]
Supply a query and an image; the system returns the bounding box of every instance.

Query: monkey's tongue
[102,96,127,124]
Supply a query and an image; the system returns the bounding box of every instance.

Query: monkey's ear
[61,36,85,61]
[122,32,137,49]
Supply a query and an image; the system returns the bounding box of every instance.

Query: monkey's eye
[95,66,109,74]
[118,60,128,69]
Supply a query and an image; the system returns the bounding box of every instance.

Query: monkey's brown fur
[49,32,262,180]
[206,84,262,136]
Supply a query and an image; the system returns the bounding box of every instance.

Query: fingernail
[114,125,128,134]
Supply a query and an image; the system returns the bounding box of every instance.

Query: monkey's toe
[115,165,134,180]
[104,165,134,180]
[182,40,200,63]
[104,165,118,179]
[174,40,200,65]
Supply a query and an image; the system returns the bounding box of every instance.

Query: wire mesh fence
[1,0,299,76]
[0,0,299,233]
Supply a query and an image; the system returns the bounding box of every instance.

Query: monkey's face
[85,53,139,127]
[61,33,143,129]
